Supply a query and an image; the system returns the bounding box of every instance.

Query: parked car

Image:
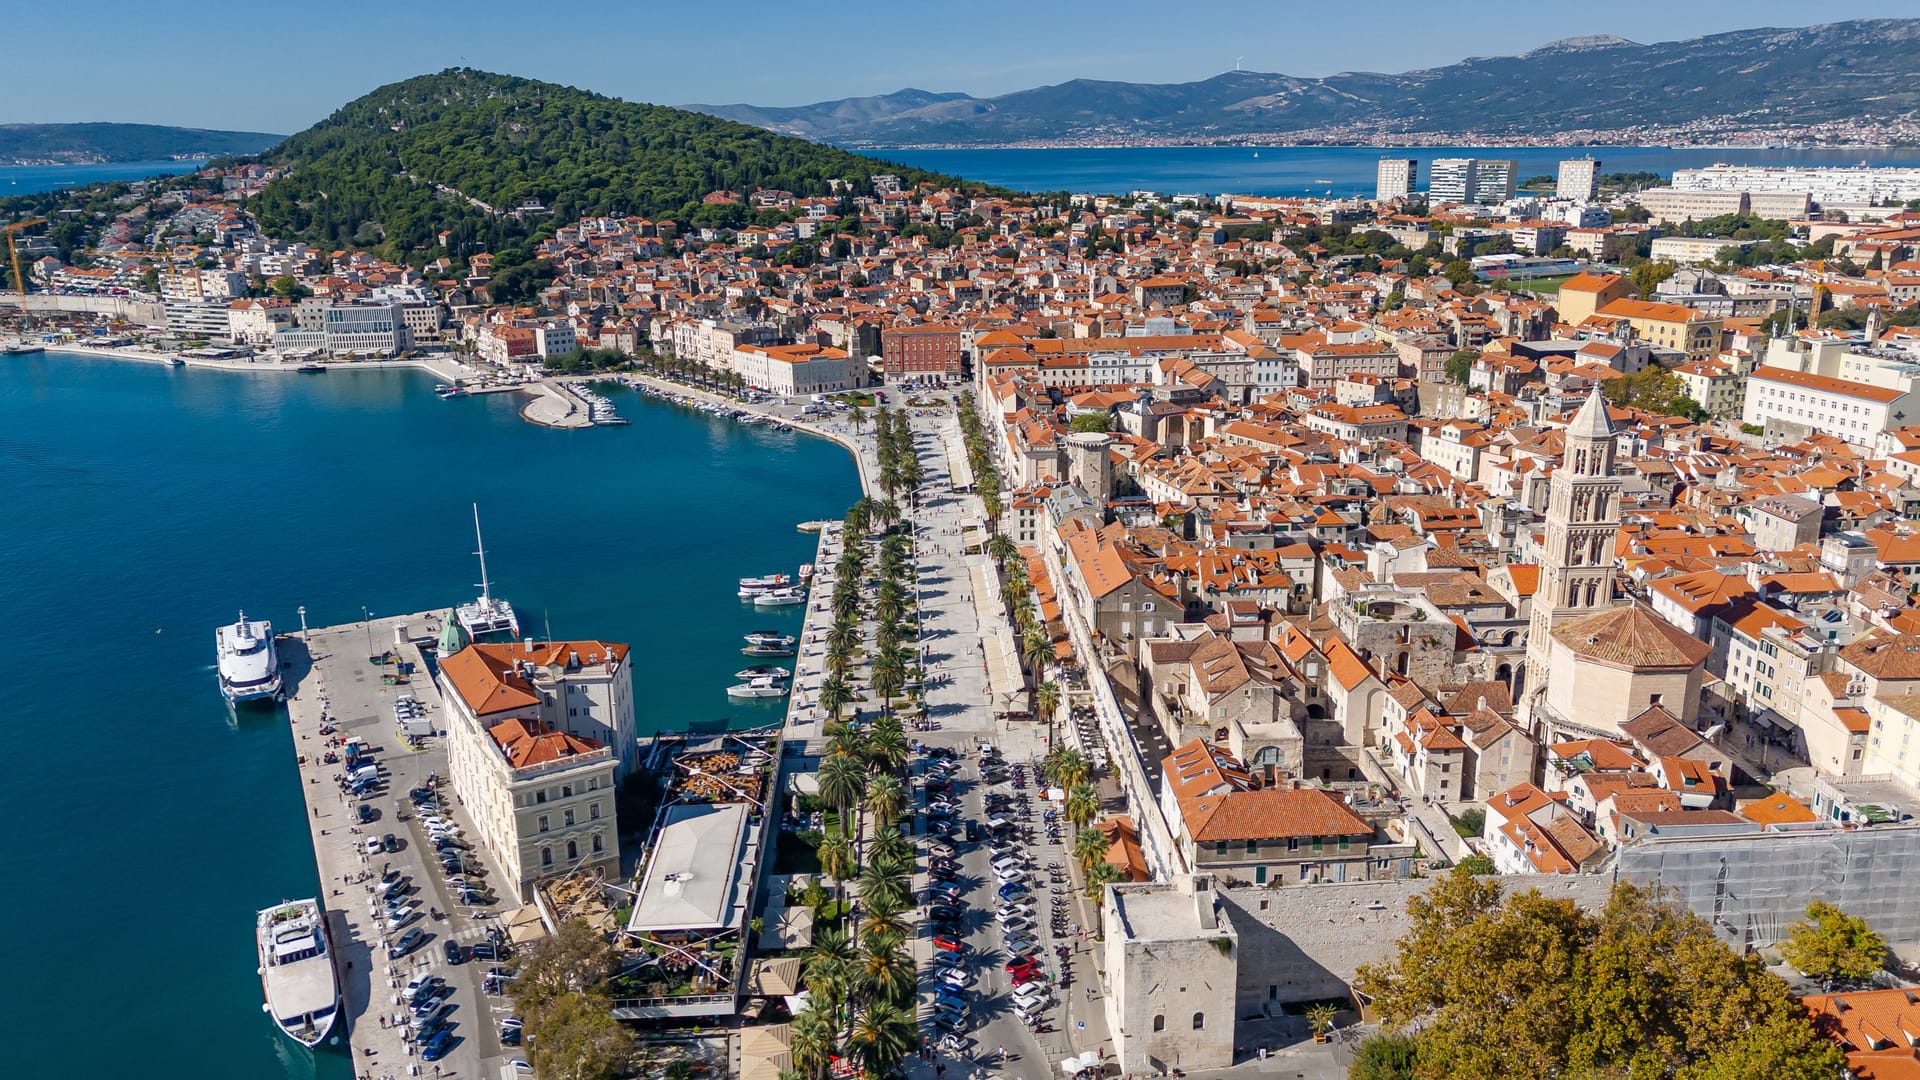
[997,882,1029,901]
[933,935,969,953]
[443,939,466,964]
[382,832,400,853]
[388,927,426,959]
[421,1031,453,1062]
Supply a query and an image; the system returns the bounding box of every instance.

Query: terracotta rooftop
[1551,606,1713,670]
[1180,786,1372,843]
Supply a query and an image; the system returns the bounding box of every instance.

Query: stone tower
[1524,386,1622,693]
[1066,430,1116,501]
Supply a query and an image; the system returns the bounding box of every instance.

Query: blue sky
[9,1,1916,133]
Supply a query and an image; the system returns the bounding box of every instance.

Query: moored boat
[738,573,792,596]
[726,676,789,699]
[753,587,806,607]
[734,664,793,680]
[217,611,283,703]
[256,899,340,1049]
[455,504,520,638]
[744,630,797,647]
[741,642,797,657]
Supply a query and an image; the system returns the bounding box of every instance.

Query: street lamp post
[362,606,374,659]
[297,605,309,642]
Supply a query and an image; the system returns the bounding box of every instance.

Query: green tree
[1356,875,1844,1080]
[1455,852,1496,875]
[1445,349,1479,384]
[789,1006,838,1080]
[1068,412,1114,433]
[1632,259,1677,297]
[511,917,620,1012]
[1348,1032,1419,1079]
[1035,680,1062,722]
[269,274,309,300]
[1072,823,1111,874]
[1442,259,1476,289]
[524,990,633,1080]
[845,999,916,1079]
[1066,781,1100,833]
[1085,860,1124,900]
[817,754,867,830]
[818,831,855,886]
[864,773,906,827]
[804,926,856,1014]
[1779,899,1886,982]
[859,931,916,1006]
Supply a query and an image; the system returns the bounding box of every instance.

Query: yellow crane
[4,217,46,299]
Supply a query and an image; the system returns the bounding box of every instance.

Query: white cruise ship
[216,612,283,703]
[256,899,340,1048]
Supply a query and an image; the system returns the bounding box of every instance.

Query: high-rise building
[1376,158,1418,201]
[1557,157,1601,201]
[1472,159,1517,204]
[1428,158,1476,204]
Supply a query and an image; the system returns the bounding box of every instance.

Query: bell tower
[1524,385,1622,688]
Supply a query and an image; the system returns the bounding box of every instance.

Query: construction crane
[4,217,47,300]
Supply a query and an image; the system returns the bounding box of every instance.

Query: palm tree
[826,618,862,655]
[866,824,913,870]
[1050,748,1091,791]
[870,497,900,532]
[858,901,911,955]
[818,674,852,720]
[832,587,863,625]
[827,723,868,763]
[804,926,856,1014]
[1073,825,1111,875]
[882,533,913,563]
[846,998,915,1079]
[874,593,903,628]
[1022,629,1054,677]
[818,831,856,888]
[864,774,906,827]
[818,753,866,831]
[987,533,1017,563]
[1067,781,1100,833]
[859,932,916,1006]
[1035,680,1062,723]
[856,862,907,914]
[789,1006,837,1080]
[878,461,902,500]
[865,717,909,774]
[848,403,867,435]
[1085,860,1125,901]
[871,655,905,712]
[824,640,855,680]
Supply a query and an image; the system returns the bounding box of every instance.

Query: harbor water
[0,353,855,1078]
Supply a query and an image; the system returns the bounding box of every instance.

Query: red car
[1005,956,1041,976]
[1011,968,1046,986]
[934,935,970,953]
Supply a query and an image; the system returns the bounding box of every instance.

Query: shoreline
[619,370,877,495]
[14,341,478,386]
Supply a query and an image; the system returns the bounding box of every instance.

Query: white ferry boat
[726,676,789,699]
[456,504,520,639]
[256,899,340,1048]
[216,612,283,703]
[753,587,807,607]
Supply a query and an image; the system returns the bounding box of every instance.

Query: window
[541,847,553,867]
[593,834,604,853]
[1192,1013,1205,1031]
[567,840,578,860]
[538,815,549,833]
[590,802,601,821]
[562,784,573,798]
[1255,865,1268,884]
[536,790,548,804]
[1215,841,1228,855]
[564,809,575,827]
[1153,1015,1165,1032]
[1245,839,1259,854]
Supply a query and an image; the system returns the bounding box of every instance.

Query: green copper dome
[437,617,471,655]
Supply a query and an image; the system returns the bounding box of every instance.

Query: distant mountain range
[688,19,1920,146]
[0,123,283,165]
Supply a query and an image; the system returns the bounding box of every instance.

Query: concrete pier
[282,610,518,1079]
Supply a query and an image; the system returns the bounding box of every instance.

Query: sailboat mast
[473,503,493,605]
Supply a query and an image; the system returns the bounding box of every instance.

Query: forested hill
[247,69,972,265]
[0,122,282,165]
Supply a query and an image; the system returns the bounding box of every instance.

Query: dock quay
[281,610,518,1079]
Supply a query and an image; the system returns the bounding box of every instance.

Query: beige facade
[1103,877,1238,1074]
[443,709,619,902]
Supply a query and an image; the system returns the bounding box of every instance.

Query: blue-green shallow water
[0,353,855,1077]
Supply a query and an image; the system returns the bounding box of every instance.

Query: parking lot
[282,614,523,1079]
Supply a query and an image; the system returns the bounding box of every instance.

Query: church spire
[1568,383,1614,441]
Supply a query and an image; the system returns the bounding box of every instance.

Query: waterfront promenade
[282,610,515,1080]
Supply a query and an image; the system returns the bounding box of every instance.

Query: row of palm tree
[872,407,922,502]
[956,391,1003,524]
[1043,746,1127,901]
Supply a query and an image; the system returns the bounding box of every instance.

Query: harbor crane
[5,217,47,299]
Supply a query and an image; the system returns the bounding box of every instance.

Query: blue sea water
[2,159,206,195]
[873,144,1920,199]
[0,354,855,1078]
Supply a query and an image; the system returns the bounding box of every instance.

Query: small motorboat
[742,643,797,657]
[726,676,789,700]
[735,665,793,681]
[738,573,791,596]
[744,630,796,647]
[753,587,806,607]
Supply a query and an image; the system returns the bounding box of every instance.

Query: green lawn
[1503,273,1578,296]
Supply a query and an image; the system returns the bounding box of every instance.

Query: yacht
[744,630,797,647]
[256,899,340,1049]
[455,504,520,639]
[216,612,283,703]
[726,676,790,700]
[741,641,797,657]
[753,587,806,607]
[738,573,792,596]
[734,665,792,680]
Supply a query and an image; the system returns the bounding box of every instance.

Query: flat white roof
[629,802,752,933]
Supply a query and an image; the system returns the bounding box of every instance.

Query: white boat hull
[727,685,789,699]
